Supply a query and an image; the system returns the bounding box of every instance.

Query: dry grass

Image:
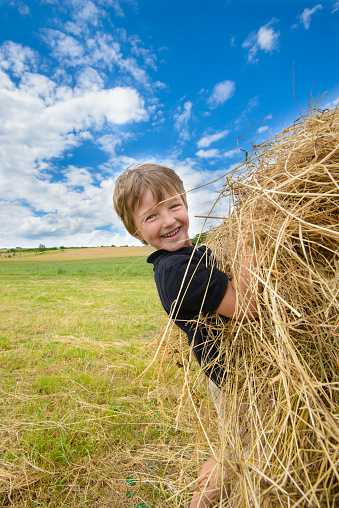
[155,106,339,507]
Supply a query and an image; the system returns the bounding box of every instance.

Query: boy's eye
[145,214,155,221]
[170,204,180,209]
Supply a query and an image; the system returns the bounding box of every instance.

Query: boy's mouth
[161,227,180,238]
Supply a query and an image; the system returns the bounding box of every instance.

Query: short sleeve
[165,250,228,314]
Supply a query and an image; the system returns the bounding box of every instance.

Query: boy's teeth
[163,228,179,238]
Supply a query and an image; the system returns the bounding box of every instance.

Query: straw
[159,105,339,507]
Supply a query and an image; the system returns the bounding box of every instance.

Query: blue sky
[1,0,338,248]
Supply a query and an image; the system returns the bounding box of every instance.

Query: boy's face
[132,188,192,251]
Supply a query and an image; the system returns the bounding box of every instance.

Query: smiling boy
[113,163,258,507]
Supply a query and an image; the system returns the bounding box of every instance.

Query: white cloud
[325,95,339,108]
[243,20,280,63]
[59,87,147,126]
[86,33,122,69]
[45,30,85,64]
[223,149,238,158]
[0,166,141,248]
[130,35,157,70]
[110,0,127,18]
[63,0,105,36]
[75,0,101,26]
[19,73,59,105]
[196,149,220,159]
[298,5,323,29]
[333,1,339,13]
[196,148,239,160]
[0,41,38,76]
[257,125,268,133]
[257,25,278,51]
[75,66,104,91]
[15,1,30,16]
[42,29,152,85]
[174,101,193,140]
[0,78,147,159]
[64,166,94,188]
[0,69,13,89]
[97,134,126,156]
[1,177,107,238]
[207,80,235,108]
[197,129,230,148]
[96,132,136,172]
[234,96,260,128]
[119,57,148,83]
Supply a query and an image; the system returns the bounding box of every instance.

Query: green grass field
[0,249,207,508]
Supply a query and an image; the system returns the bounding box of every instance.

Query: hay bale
[200,106,339,507]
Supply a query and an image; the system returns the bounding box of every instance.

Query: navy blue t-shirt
[147,245,229,386]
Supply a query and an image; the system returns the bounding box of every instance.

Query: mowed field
[0,248,204,507]
[0,246,155,261]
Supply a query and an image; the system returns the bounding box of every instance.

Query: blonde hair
[113,163,188,245]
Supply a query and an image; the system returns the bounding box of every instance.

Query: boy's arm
[215,243,259,321]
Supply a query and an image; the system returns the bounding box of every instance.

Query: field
[0,246,155,262]
[0,248,207,508]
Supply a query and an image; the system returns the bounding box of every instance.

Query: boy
[113,163,258,508]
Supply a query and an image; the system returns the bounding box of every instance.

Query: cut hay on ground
[159,106,339,507]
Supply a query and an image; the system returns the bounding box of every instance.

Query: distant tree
[38,244,46,252]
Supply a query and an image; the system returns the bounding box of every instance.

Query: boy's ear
[134,230,148,246]
[134,231,144,242]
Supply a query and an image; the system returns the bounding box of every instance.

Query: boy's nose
[162,211,176,227]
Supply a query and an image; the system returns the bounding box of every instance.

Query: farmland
[0,245,155,262]
[0,247,206,507]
